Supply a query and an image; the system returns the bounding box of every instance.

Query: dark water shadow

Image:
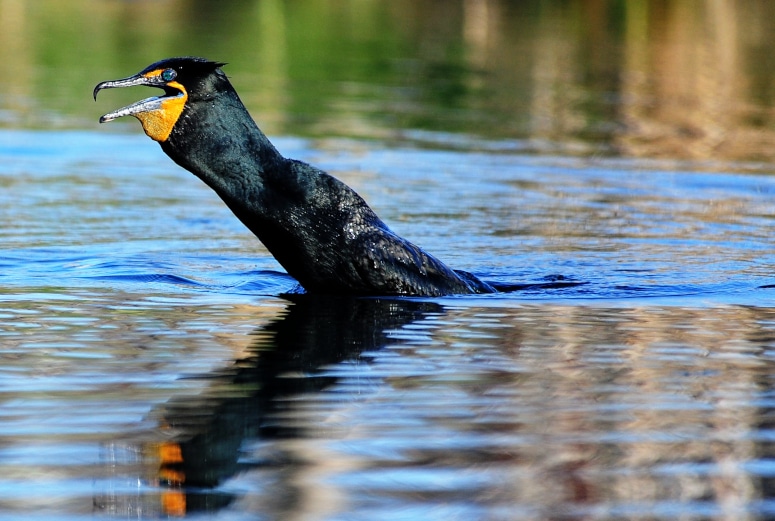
[95,294,444,517]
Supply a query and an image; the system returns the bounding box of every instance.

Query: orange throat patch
[135,79,187,142]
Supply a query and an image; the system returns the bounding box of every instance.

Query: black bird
[93,57,496,296]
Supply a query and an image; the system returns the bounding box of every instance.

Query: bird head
[93,57,226,142]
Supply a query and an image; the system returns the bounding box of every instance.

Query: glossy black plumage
[95,57,496,296]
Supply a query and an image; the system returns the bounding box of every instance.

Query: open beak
[93,73,178,123]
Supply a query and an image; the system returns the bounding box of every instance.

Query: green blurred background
[3,0,775,162]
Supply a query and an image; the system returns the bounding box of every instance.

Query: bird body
[94,57,495,296]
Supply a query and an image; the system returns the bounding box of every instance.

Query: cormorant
[94,57,496,296]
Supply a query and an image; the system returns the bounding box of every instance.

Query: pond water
[3,1,775,520]
[2,130,775,520]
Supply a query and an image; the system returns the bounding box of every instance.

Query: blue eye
[161,68,177,82]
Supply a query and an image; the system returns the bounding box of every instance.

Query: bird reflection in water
[95,295,443,517]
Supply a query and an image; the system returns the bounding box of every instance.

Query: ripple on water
[184,303,767,519]
[3,131,775,519]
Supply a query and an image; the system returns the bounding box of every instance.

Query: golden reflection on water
[75,298,775,518]
[429,304,775,518]
[3,1,775,518]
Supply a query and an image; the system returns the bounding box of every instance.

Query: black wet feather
[131,57,496,296]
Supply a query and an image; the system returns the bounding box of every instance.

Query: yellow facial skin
[133,70,188,142]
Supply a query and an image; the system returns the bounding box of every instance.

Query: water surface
[3,1,775,520]
[1,129,775,520]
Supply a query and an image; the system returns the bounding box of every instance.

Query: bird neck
[161,86,283,202]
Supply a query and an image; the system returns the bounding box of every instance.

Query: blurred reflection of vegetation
[3,0,775,161]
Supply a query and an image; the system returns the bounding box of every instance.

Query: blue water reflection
[0,130,775,519]
[4,0,775,517]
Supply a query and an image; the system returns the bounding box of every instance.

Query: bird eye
[161,68,177,82]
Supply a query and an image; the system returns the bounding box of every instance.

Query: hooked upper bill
[93,72,180,120]
[93,68,188,142]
